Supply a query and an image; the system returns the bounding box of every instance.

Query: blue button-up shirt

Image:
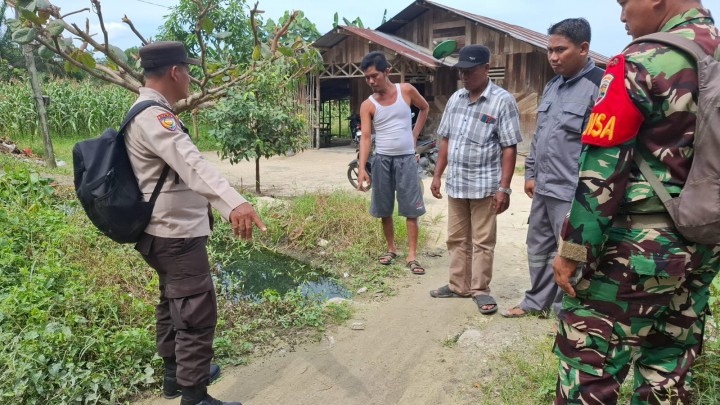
[525,60,603,201]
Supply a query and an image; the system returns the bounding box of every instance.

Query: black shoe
[180,384,242,405]
[183,394,242,405]
[163,363,221,399]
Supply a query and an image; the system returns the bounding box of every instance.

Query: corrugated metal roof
[343,26,451,68]
[314,1,609,68]
[312,26,453,68]
[376,1,431,33]
[378,0,608,65]
[313,28,350,50]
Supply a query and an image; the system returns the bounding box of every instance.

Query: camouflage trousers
[553,226,720,404]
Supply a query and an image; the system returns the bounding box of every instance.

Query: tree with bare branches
[7,0,322,113]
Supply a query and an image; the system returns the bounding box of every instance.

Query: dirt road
[140,143,555,405]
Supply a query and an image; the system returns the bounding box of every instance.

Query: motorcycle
[415,137,438,178]
[347,136,438,194]
[348,114,362,146]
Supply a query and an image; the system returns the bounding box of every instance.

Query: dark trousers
[135,233,217,387]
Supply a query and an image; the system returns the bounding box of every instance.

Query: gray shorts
[370,154,426,218]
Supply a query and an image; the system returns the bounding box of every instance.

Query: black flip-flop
[429,284,468,298]
[473,295,498,315]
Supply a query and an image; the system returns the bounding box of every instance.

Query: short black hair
[547,18,591,45]
[360,51,390,72]
[143,64,174,79]
[143,63,185,79]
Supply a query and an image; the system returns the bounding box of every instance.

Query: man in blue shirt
[501,18,603,318]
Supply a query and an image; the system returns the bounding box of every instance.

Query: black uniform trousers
[135,233,217,387]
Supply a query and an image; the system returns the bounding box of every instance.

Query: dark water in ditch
[212,243,351,302]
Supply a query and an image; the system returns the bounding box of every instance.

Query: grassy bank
[254,191,433,291]
[0,153,407,403]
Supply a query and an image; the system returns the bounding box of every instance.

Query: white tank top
[368,83,415,156]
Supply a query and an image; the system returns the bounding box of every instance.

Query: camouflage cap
[139,41,201,69]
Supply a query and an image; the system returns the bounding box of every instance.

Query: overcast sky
[42,0,720,57]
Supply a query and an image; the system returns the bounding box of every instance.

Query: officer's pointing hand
[553,255,579,298]
[230,202,267,240]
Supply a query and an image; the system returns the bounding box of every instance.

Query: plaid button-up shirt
[437,80,522,199]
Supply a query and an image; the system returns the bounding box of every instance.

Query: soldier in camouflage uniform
[551,0,720,404]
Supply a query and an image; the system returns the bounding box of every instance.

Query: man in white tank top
[357,51,429,274]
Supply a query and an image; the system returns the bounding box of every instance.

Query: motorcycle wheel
[348,162,371,190]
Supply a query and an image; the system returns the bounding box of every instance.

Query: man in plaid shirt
[429,44,522,315]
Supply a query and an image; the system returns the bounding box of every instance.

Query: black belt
[612,213,674,229]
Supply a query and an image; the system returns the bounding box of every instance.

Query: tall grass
[1,79,221,164]
[255,191,431,290]
[0,79,135,138]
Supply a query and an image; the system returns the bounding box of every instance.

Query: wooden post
[17,7,55,168]
[336,99,340,139]
[254,145,261,194]
[192,108,199,142]
[315,76,321,149]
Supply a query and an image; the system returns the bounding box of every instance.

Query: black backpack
[72,100,170,244]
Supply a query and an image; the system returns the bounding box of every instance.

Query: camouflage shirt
[558,8,720,263]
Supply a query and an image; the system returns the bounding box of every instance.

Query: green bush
[0,166,157,403]
[0,157,358,403]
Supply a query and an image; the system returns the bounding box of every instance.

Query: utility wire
[134,0,172,9]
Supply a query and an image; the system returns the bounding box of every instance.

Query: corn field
[0,79,136,138]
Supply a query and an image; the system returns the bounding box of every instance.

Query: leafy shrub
[0,159,355,403]
[0,166,157,403]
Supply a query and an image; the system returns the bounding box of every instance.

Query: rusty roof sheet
[378,0,608,65]
[313,25,453,68]
[314,1,609,68]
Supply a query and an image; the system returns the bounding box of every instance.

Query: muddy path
[139,143,555,405]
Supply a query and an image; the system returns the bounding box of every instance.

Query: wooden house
[308,0,608,150]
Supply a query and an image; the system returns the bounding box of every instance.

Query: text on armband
[583,113,616,141]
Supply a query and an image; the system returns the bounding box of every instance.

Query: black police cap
[139,41,201,69]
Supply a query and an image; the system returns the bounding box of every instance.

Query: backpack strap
[628,32,706,206]
[120,99,172,204]
[629,32,708,61]
[633,153,673,204]
[149,164,171,204]
[119,100,165,134]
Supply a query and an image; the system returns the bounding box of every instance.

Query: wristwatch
[497,187,512,195]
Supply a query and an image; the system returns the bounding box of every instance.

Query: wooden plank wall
[388,5,554,149]
[322,35,371,65]
[317,4,556,148]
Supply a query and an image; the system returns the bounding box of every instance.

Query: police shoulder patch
[156,113,178,131]
[581,54,644,148]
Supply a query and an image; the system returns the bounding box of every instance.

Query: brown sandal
[378,251,397,265]
[406,260,425,275]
